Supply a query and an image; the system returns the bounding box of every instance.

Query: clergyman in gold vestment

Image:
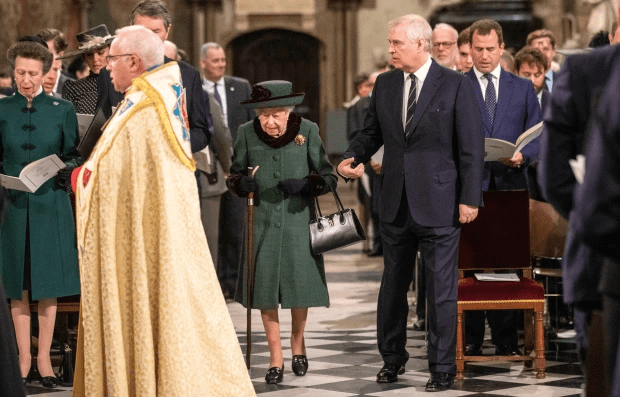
[72,26,255,397]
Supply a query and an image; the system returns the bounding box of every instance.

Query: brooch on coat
[294,134,306,146]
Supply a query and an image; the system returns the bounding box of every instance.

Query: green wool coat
[0,91,81,300]
[230,116,336,309]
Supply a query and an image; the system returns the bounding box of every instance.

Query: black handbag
[309,180,366,255]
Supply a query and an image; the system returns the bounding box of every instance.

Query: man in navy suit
[538,41,620,375]
[96,0,211,153]
[574,68,620,396]
[514,47,548,201]
[199,42,254,300]
[463,19,542,357]
[338,14,484,392]
[526,29,557,93]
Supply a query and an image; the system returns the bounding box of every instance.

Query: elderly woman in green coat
[227,80,337,384]
[1,39,81,388]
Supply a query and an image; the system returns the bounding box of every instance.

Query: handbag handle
[312,178,346,224]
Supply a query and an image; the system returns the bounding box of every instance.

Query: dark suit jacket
[347,96,371,143]
[538,44,620,304]
[344,61,484,227]
[96,56,211,153]
[466,68,542,190]
[573,64,620,273]
[222,76,254,142]
[540,89,550,113]
[54,72,73,97]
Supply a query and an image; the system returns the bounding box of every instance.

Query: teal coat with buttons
[0,91,81,300]
[228,114,336,309]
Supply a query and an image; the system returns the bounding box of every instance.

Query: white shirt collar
[473,63,501,81]
[203,76,225,88]
[403,55,433,85]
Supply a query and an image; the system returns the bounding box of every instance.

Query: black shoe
[425,372,455,392]
[465,343,482,356]
[412,319,426,331]
[41,376,59,388]
[265,365,284,384]
[495,344,521,356]
[376,363,405,383]
[292,355,308,376]
[22,377,27,386]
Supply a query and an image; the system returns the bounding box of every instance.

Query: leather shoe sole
[412,319,426,331]
[425,372,455,392]
[376,364,405,383]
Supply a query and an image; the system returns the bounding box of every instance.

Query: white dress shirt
[402,56,432,130]
[473,64,501,101]
[203,76,228,126]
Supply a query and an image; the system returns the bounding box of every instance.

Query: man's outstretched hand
[337,157,365,179]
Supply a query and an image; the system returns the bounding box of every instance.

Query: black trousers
[217,191,245,295]
[604,294,620,397]
[378,192,460,374]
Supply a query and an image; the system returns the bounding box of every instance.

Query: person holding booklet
[464,19,542,357]
[0,39,82,388]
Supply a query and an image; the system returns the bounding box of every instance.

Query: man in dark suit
[37,28,74,97]
[338,14,484,392]
[538,42,620,375]
[526,29,557,93]
[200,42,254,298]
[514,47,548,201]
[574,67,620,396]
[199,42,254,299]
[463,19,542,357]
[96,0,211,153]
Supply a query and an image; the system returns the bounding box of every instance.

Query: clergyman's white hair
[114,25,164,69]
[388,14,432,53]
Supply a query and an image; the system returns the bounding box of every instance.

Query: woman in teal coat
[227,80,337,384]
[1,39,81,388]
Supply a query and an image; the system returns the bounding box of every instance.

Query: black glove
[237,176,258,195]
[277,178,311,197]
[55,167,74,192]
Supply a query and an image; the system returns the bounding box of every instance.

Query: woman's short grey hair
[115,26,164,69]
[388,14,432,53]
[254,106,295,117]
[7,41,54,74]
[200,42,222,59]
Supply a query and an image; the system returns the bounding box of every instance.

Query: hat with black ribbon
[240,80,304,109]
[57,24,114,60]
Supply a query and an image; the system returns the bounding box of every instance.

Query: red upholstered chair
[456,190,546,380]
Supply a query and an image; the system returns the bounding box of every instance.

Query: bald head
[164,40,178,60]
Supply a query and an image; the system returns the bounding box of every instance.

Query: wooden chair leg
[534,308,546,379]
[523,309,534,355]
[456,309,464,380]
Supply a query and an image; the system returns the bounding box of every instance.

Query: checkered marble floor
[24,244,583,397]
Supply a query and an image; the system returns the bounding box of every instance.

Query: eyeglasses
[432,42,456,49]
[105,53,134,64]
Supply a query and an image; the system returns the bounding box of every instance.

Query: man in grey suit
[200,42,254,299]
[196,92,233,270]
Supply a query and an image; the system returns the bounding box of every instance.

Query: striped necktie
[405,73,417,137]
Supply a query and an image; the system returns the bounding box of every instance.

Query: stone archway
[230,29,322,125]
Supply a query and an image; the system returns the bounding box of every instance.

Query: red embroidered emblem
[82,169,92,188]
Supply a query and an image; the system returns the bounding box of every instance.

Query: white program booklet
[484,121,544,162]
[0,154,66,193]
[474,273,520,282]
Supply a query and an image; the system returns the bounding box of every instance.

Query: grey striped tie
[405,73,417,136]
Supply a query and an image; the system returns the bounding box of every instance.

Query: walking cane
[245,166,259,371]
